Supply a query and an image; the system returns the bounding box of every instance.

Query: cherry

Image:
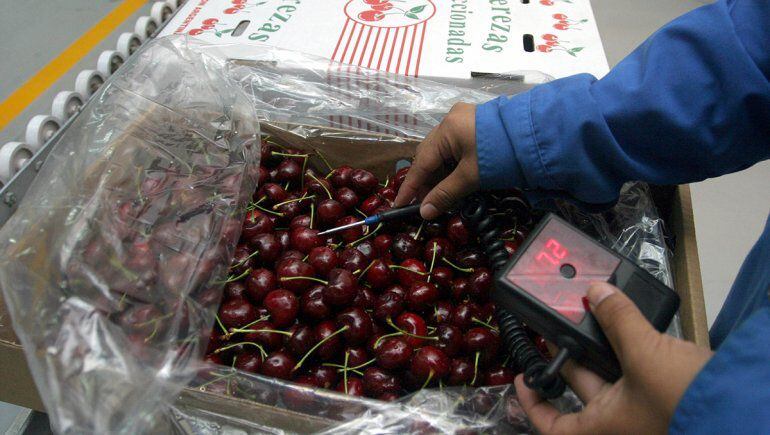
[423,238,454,264]
[219,298,258,328]
[455,248,486,268]
[392,233,420,261]
[463,327,500,365]
[410,346,450,382]
[261,350,296,380]
[468,268,493,301]
[276,250,304,266]
[119,304,161,335]
[260,143,281,166]
[275,229,290,251]
[315,320,344,360]
[394,259,427,287]
[230,245,255,276]
[336,307,373,345]
[504,240,518,256]
[393,166,409,189]
[300,285,332,321]
[290,214,312,229]
[436,324,463,357]
[340,247,368,272]
[447,358,473,386]
[334,187,358,210]
[224,281,248,300]
[353,287,376,310]
[374,337,413,370]
[276,259,317,294]
[360,194,384,216]
[306,365,338,389]
[373,234,393,256]
[371,3,393,11]
[344,346,370,368]
[431,301,453,325]
[274,194,306,220]
[322,268,357,306]
[249,233,281,264]
[244,320,283,350]
[364,259,393,289]
[406,281,440,312]
[395,312,429,347]
[373,291,405,322]
[257,166,269,186]
[276,159,302,183]
[451,302,481,331]
[288,324,315,357]
[317,199,345,225]
[349,169,378,194]
[446,215,470,245]
[479,302,496,322]
[450,277,470,302]
[245,268,276,304]
[204,352,224,366]
[289,226,321,254]
[336,216,364,243]
[377,186,397,201]
[384,284,406,298]
[485,366,516,386]
[241,209,273,239]
[308,246,339,277]
[430,267,453,293]
[263,289,299,327]
[363,367,401,397]
[553,13,568,20]
[256,183,287,205]
[335,377,364,396]
[329,165,354,188]
[234,350,262,374]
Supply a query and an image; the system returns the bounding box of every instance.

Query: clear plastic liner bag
[0,35,675,434]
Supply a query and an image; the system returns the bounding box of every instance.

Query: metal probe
[318,204,422,236]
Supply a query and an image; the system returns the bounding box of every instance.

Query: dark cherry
[395,259,427,287]
[451,302,481,331]
[290,214,311,229]
[260,350,296,380]
[410,346,450,381]
[263,289,299,327]
[119,304,161,335]
[276,259,316,294]
[336,307,373,345]
[249,233,281,264]
[447,358,474,386]
[363,367,401,397]
[260,143,282,167]
[479,302,496,322]
[360,194,384,216]
[234,350,262,374]
[384,284,406,298]
[322,268,357,306]
[334,187,359,210]
[423,238,454,263]
[317,199,345,225]
[288,324,315,357]
[305,172,334,198]
[300,285,332,321]
[423,219,445,238]
[373,234,393,256]
[308,246,339,278]
[374,337,413,370]
[218,298,258,329]
[335,377,364,396]
[256,183,287,205]
[353,287,376,310]
[224,281,247,300]
[430,301,453,325]
[349,168,378,194]
[276,250,305,267]
[257,166,269,186]
[393,166,409,189]
[329,165,354,188]
[455,248,486,268]
[450,277,470,302]
[289,226,321,254]
[274,229,290,251]
[377,186,397,201]
[395,312,428,347]
[446,215,470,245]
[430,267,454,293]
[336,216,365,243]
[229,244,254,276]
[373,291,405,322]
[268,167,279,182]
[406,281,440,312]
[392,233,420,261]
[355,239,375,260]
[276,159,302,183]
[468,268,492,301]
[245,268,276,304]
[463,327,500,365]
[436,324,463,357]
[275,194,304,220]
[244,320,283,350]
[241,209,273,239]
[504,240,519,256]
[364,259,393,289]
[344,346,370,368]
[340,247,367,273]
[306,365,338,389]
[315,320,344,360]
[485,366,516,386]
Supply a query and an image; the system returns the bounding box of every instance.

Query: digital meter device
[493,213,680,382]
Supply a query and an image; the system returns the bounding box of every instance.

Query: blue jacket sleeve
[476,0,770,208]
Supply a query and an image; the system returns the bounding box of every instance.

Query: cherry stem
[214,341,267,359]
[343,351,350,394]
[439,379,444,392]
[197,372,237,391]
[263,137,288,150]
[109,257,138,281]
[354,208,368,219]
[373,331,404,349]
[427,241,438,281]
[230,328,293,337]
[310,203,315,229]
[280,276,328,285]
[325,168,336,179]
[300,156,308,190]
[230,249,260,270]
[347,223,382,247]
[413,220,425,240]
[471,317,499,331]
[471,351,480,386]
[215,314,228,335]
[386,318,438,341]
[388,265,427,275]
[313,148,335,173]
[271,151,309,159]
[293,325,349,371]
[358,260,376,281]
[225,315,270,339]
[420,370,434,390]
[272,194,315,210]
[307,172,332,199]
[251,203,284,217]
[222,268,251,284]
[441,257,474,273]
[322,363,365,376]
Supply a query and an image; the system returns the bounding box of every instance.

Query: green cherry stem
[215,314,229,335]
[280,276,328,285]
[347,223,382,247]
[271,151,309,159]
[214,341,267,359]
[293,325,349,371]
[471,351,480,385]
[230,249,260,270]
[427,241,438,281]
[373,331,404,349]
[229,328,293,337]
[471,317,499,332]
[420,370,434,390]
[413,219,425,240]
[441,257,474,273]
[322,363,363,376]
[388,265,427,275]
[307,172,332,199]
[343,351,350,394]
[313,148,335,173]
[309,202,315,229]
[386,318,438,341]
[272,195,315,210]
[221,268,251,284]
[252,203,284,217]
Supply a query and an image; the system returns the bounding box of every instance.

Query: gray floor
[0,0,768,432]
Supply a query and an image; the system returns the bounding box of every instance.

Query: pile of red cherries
[204,140,542,401]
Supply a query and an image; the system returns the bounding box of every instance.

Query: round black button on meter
[493,214,680,381]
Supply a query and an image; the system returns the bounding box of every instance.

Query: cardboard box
[160,0,610,81]
[0,128,708,428]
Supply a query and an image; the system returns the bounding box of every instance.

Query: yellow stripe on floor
[0,0,147,131]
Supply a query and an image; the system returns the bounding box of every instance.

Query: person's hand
[517,282,713,435]
[394,102,479,220]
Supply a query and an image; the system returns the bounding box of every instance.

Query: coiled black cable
[461,194,565,399]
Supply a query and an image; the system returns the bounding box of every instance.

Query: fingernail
[587,282,614,308]
[420,203,439,220]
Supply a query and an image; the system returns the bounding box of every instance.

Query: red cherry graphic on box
[225,7,240,14]
[364,0,390,4]
[542,33,558,41]
[546,41,559,47]
[553,13,568,20]
[537,45,553,52]
[202,18,219,25]
[371,3,393,11]
[540,0,554,4]
[233,0,247,4]
[358,10,385,22]
[202,24,215,30]
[554,23,570,30]
[189,29,204,36]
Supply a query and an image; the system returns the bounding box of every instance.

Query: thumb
[419,161,476,220]
[586,282,656,363]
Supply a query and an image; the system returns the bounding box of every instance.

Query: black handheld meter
[493,213,680,381]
